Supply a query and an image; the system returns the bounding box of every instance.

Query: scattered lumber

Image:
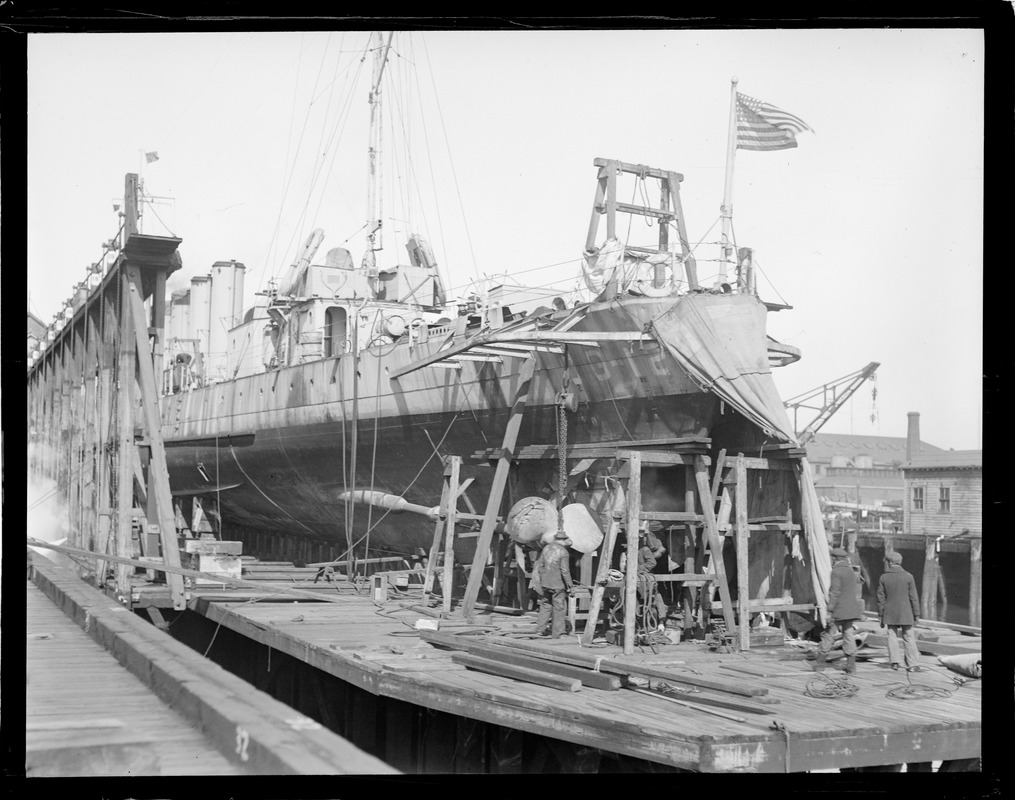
[650,689,775,715]
[419,632,767,698]
[488,637,768,697]
[417,629,620,689]
[451,653,581,692]
[627,687,747,723]
[864,633,981,657]
[719,663,808,679]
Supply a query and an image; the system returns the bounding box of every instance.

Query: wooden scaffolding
[27,174,188,609]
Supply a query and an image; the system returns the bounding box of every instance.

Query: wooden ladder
[422,456,462,613]
[580,450,736,653]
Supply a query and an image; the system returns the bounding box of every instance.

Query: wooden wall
[904,469,981,538]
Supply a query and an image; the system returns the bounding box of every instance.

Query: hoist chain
[555,349,571,534]
[556,398,568,534]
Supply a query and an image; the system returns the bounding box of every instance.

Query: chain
[555,349,571,534]
[556,399,568,533]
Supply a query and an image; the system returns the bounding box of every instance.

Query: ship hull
[161,293,776,557]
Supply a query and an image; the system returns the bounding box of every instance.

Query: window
[939,486,951,513]
[912,486,924,511]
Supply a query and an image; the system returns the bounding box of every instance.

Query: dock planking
[26,581,251,777]
[162,558,981,773]
[28,557,400,776]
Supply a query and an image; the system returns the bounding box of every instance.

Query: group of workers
[530,512,924,670]
[530,520,672,640]
[818,545,923,674]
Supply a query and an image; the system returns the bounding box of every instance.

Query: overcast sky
[27,28,984,451]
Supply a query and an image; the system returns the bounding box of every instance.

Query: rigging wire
[420,34,480,285]
[361,354,386,570]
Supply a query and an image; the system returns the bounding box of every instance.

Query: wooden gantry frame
[27,174,188,610]
[416,375,821,652]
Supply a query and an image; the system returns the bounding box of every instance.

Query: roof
[902,450,982,471]
[814,473,907,491]
[805,432,944,464]
[27,311,46,339]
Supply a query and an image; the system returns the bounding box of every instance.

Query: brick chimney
[906,412,921,462]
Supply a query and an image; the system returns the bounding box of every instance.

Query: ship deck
[128,559,982,774]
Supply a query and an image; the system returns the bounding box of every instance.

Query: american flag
[145,150,159,164]
[736,92,812,151]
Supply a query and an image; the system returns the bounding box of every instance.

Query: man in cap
[877,550,922,671]
[637,527,670,631]
[533,530,575,639]
[816,546,865,673]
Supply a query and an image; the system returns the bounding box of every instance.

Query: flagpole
[138,149,144,234]
[718,76,738,287]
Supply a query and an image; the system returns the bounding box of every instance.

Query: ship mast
[362,31,394,276]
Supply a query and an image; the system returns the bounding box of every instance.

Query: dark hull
[161,293,784,558]
[165,392,729,557]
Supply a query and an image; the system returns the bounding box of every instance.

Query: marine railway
[24,174,982,775]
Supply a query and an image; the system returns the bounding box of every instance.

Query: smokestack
[906,412,921,462]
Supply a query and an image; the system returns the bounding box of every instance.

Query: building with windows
[804,412,943,511]
[901,449,982,539]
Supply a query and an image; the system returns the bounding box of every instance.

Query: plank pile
[420,630,777,719]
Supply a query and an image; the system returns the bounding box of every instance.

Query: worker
[877,551,922,672]
[533,530,575,639]
[636,528,669,631]
[816,546,865,673]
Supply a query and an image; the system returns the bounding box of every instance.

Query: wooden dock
[122,556,982,774]
[26,555,398,776]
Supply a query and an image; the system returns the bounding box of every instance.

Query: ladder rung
[639,512,702,523]
[613,201,675,219]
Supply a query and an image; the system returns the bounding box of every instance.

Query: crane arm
[785,362,880,445]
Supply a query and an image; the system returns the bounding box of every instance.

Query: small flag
[736,93,812,151]
[145,151,159,164]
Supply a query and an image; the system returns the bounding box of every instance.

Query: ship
[151,34,811,568]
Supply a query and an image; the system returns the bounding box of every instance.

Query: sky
[26,27,984,451]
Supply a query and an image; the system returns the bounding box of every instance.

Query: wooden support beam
[462,357,537,620]
[623,451,641,655]
[115,268,137,596]
[580,483,625,645]
[710,449,727,508]
[735,455,751,650]
[968,538,981,628]
[683,464,697,629]
[694,456,737,637]
[921,537,939,620]
[126,265,185,610]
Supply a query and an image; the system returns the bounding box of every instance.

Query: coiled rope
[804,671,860,699]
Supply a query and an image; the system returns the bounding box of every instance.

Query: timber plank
[452,653,582,692]
[175,572,979,772]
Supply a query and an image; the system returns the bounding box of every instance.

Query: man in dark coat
[816,547,865,673]
[637,529,670,631]
[877,551,922,671]
[533,531,575,639]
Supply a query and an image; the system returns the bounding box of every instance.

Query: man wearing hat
[533,530,575,639]
[637,527,670,630]
[816,546,865,673]
[877,551,922,671]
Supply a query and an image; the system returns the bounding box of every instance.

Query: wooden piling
[624,451,641,655]
[735,455,750,650]
[921,537,939,620]
[968,538,981,627]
